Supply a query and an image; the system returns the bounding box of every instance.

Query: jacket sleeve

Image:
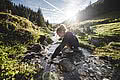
[51,37,67,59]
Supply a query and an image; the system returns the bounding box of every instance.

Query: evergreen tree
[0,0,46,27]
[46,20,49,27]
[36,8,45,27]
[89,1,92,6]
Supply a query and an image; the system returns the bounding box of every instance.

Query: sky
[12,0,98,23]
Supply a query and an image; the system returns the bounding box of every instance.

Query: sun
[64,10,77,21]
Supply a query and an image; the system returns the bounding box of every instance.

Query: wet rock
[111,66,120,80]
[62,71,80,80]
[88,37,103,47]
[99,57,120,80]
[59,58,75,72]
[38,35,46,43]
[46,36,54,44]
[42,72,59,80]
[57,52,113,80]
[27,43,44,53]
[38,35,53,46]
[21,52,43,62]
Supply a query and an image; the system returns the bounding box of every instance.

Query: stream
[48,32,91,55]
[22,32,113,80]
[41,33,113,80]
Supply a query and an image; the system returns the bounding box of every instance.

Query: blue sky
[12,0,98,23]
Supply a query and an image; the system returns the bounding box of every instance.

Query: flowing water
[46,32,91,57]
[22,32,113,80]
[41,33,113,80]
[22,32,112,80]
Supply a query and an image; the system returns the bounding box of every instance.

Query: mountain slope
[69,12,120,59]
[0,12,46,79]
[76,0,120,22]
[0,12,44,45]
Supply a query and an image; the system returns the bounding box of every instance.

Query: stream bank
[20,33,120,80]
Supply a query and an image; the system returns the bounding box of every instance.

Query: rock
[88,37,103,47]
[59,58,75,72]
[21,52,43,62]
[42,72,59,80]
[45,36,54,44]
[56,51,113,80]
[38,35,53,46]
[27,43,44,53]
[38,35,46,44]
[111,66,120,80]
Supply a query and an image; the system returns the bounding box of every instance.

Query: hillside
[76,0,120,22]
[63,0,120,60]
[0,12,50,79]
[0,0,47,27]
[0,12,43,44]
[68,11,120,60]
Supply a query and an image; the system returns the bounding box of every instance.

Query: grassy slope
[93,22,120,59]
[0,12,46,79]
[72,11,120,59]
[0,12,45,43]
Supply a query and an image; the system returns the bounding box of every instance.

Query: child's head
[56,24,66,37]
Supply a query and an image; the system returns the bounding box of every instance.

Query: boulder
[38,35,53,46]
[27,43,44,53]
[57,51,113,80]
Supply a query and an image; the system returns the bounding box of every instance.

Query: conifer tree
[46,20,49,27]
[0,0,46,27]
[36,8,45,27]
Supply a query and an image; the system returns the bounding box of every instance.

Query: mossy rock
[46,36,53,44]
[0,22,8,33]
[42,72,59,80]
[14,29,34,44]
[0,12,46,45]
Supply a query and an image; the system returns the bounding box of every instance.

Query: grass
[95,22,120,36]
[93,21,120,59]
[71,11,120,60]
[0,12,49,79]
[0,44,38,80]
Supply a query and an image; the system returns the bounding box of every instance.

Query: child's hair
[56,24,66,33]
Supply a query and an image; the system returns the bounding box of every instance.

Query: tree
[37,8,43,16]
[89,1,92,6]
[36,8,45,27]
[0,0,46,27]
[46,20,49,27]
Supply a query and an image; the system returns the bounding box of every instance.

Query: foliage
[94,42,120,59]
[0,44,40,80]
[77,0,120,22]
[0,0,52,79]
[0,12,47,79]
[72,14,120,60]
[0,0,47,27]
[0,12,46,45]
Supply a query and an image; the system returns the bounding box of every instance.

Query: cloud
[44,0,98,23]
[13,0,98,23]
[42,0,64,14]
[62,0,89,10]
[60,0,98,20]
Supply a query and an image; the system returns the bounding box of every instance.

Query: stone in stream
[38,35,53,46]
[27,43,45,53]
[54,51,113,80]
[20,41,114,80]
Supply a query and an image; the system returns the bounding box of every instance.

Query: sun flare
[64,9,78,21]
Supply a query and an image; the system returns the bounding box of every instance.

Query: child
[51,24,81,60]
